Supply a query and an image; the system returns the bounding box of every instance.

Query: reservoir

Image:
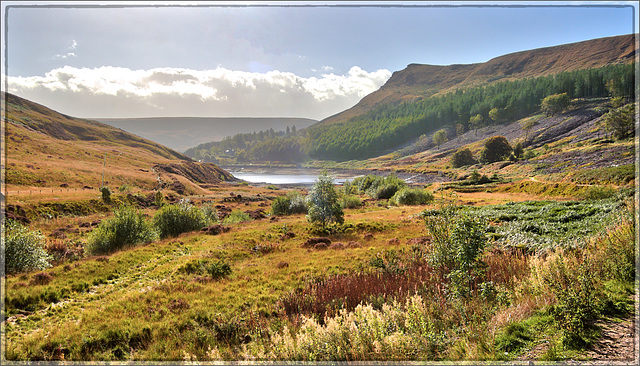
[226,168,358,185]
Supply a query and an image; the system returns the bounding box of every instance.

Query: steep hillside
[98,117,317,152]
[321,34,636,126]
[2,92,236,192]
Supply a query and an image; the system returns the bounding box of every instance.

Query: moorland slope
[2,92,236,193]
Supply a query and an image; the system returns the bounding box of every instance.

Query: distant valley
[98,117,317,152]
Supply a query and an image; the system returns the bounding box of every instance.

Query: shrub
[153,191,165,206]
[589,201,635,283]
[581,185,617,200]
[271,192,308,216]
[205,260,232,280]
[421,204,488,299]
[153,200,212,239]
[450,148,477,168]
[535,252,603,339]
[200,202,220,224]
[391,188,433,206]
[87,206,158,254]
[179,259,232,280]
[100,186,112,204]
[480,136,512,164]
[222,210,252,224]
[341,195,363,209]
[4,220,52,274]
[351,174,406,199]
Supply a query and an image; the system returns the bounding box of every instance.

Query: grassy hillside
[3,92,235,193]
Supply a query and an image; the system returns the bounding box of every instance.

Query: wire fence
[5,187,98,196]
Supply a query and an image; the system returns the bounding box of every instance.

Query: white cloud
[7,66,391,119]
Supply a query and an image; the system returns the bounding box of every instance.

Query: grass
[3,174,635,362]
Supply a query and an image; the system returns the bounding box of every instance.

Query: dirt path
[581,316,638,365]
[517,316,637,364]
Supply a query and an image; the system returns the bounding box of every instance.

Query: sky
[2,1,638,120]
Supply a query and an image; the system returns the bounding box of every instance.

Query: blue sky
[3,1,638,119]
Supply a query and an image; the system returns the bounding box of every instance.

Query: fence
[5,187,97,196]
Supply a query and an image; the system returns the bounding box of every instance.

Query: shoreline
[222,165,453,186]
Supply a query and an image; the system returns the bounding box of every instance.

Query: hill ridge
[320,33,636,126]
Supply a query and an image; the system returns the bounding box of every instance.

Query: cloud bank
[7,66,391,119]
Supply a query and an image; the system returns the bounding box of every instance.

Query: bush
[101,186,112,204]
[222,211,252,224]
[450,148,477,168]
[3,220,52,274]
[581,185,617,200]
[480,136,512,164]
[341,195,363,209]
[205,260,232,280]
[88,206,158,254]
[363,174,407,200]
[271,192,308,216]
[391,188,434,206]
[536,252,603,337]
[153,200,211,239]
[421,204,488,299]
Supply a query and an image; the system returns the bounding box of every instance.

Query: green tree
[469,114,484,136]
[489,107,509,124]
[480,136,512,164]
[541,93,570,116]
[601,103,635,140]
[450,148,476,168]
[306,171,344,230]
[433,129,448,150]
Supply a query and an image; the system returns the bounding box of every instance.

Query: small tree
[541,93,570,116]
[512,142,524,160]
[433,129,448,150]
[450,148,477,168]
[455,123,465,140]
[489,107,509,124]
[306,171,344,230]
[520,119,536,143]
[480,136,512,164]
[469,114,484,136]
[602,103,635,140]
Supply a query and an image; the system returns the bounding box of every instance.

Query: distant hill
[321,34,636,126]
[3,92,236,192]
[98,117,318,152]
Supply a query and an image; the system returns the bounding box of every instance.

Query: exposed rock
[200,225,231,235]
[302,237,332,248]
